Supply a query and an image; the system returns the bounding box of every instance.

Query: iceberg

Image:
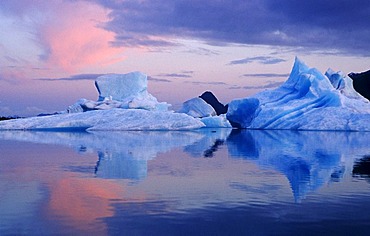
[0,72,208,131]
[0,109,205,131]
[178,97,216,118]
[96,72,147,101]
[227,57,370,131]
[200,114,231,128]
[179,92,231,127]
[65,72,170,113]
[1,58,369,131]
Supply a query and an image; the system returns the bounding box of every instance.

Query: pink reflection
[48,178,125,233]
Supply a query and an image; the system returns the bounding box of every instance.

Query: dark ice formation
[199,91,228,115]
[348,70,370,101]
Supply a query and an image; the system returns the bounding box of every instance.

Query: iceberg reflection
[226,130,370,201]
[0,129,369,201]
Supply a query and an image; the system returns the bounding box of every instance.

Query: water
[1,129,370,235]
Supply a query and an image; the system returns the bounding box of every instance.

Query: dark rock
[199,91,228,115]
[353,155,370,178]
[0,116,20,121]
[37,112,59,117]
[348,70,370,101]
[0,116,12,121]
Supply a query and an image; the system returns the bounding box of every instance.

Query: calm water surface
[0,129,370,235]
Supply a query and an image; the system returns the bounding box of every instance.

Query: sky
[1,0,370,116]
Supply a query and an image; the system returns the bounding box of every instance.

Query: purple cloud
[37,74,104,81]
[242,73,290,78]
[93,0,370,56]
[243,81,284,89]
[229,56,286,65]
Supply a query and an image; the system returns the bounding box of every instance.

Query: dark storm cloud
[94,0,370,55]
[229,56,286,65]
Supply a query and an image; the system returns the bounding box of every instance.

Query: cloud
[241,73,290,78]
[94,0,370,56]
[38,1,125,72]
[147,76,172,83]
[37,74,104,81]
[243,81,284,89]
[186,81,227,86]
[183,47,220,56]
[157,73,192,78]
[1,0,125,76]
[229,56,286,65]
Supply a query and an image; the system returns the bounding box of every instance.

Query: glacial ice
[96,72,146,101]
[227,57,370,131]
[200,114,232,128]
[65,72,171,113]
[178,97,216,118]
[0,109,205,131]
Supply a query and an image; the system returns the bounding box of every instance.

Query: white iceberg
[178,97,216,118]
[96,72,146,101]
[0,109,205,131]
[65,72,170,113]
[178,95,231,128]
[200,114,232,128]
[227,57,370,131]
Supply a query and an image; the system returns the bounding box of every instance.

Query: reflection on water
[1,129,370,235]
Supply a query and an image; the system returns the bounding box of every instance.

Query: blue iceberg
[227,57,370,131]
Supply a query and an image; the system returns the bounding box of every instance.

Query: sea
[1,129,370,235]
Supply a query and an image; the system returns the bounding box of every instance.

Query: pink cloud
[37,1,125,73]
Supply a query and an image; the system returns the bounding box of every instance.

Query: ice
[178,97,216,118]
[64,72,171,113]
[325,68,368,101]
[200,114,232,128]
[95,72,170,111]
[227,57,370,131]
[95,72,147,101]
[0,109,205,131]
[179,96,232,128]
